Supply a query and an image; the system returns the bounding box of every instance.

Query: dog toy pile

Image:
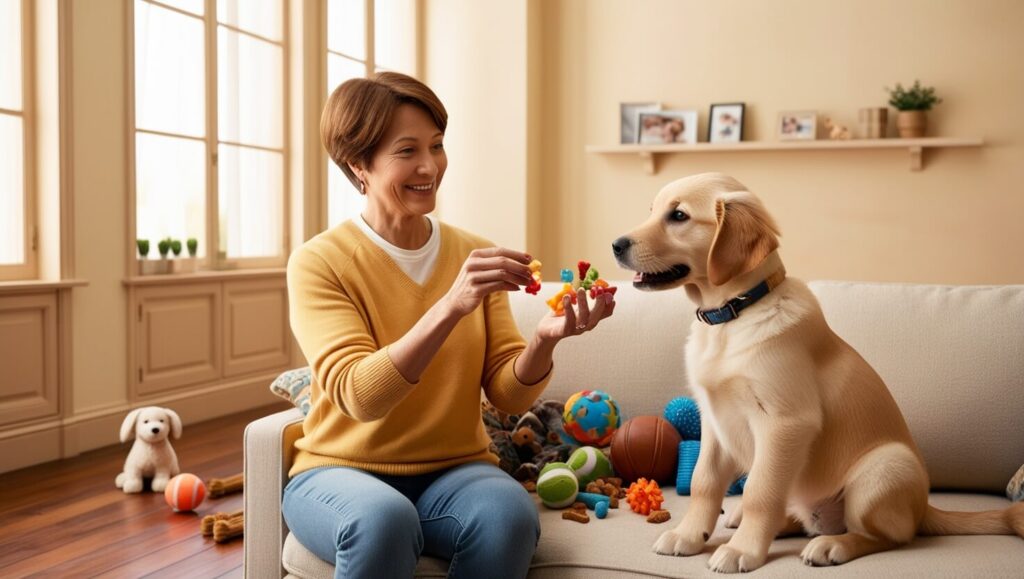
[665,396,747,496]
[540,260,617,315]
[201,510,244,543]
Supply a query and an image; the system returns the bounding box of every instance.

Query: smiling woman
[283,71,617,578]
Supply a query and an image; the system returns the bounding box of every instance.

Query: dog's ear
[120,408,142,443]
[707,191,781,286]
[164,408,182,439]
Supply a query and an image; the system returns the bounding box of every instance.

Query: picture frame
[777,111,817,141]
[708,103,745,143]
[637,110,699,145]
[620,102,662,144]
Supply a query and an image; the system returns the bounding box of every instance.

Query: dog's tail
[919,502,1024,537]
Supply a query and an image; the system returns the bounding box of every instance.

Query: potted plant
[187,238,198,257]
[158,238,171,259]
[886,80,942,138]
[171,238,199,273]
[137,239,150,259]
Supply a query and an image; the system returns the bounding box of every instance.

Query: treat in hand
[525,259,543,295]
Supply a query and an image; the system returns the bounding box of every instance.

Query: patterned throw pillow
[270,367,312,415]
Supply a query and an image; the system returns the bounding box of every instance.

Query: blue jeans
[282,461,541,579]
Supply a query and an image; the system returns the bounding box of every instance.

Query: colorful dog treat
[646,510,671,524]
[537,259,616,314]
[578,260,591,280]
[626,478,664,516]
[525,260,543,295]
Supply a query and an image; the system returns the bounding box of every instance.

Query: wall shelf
[585,137,984,174]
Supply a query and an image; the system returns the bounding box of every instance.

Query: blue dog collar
[696,270,786,325]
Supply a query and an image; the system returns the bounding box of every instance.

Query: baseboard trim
[0,372,285,474]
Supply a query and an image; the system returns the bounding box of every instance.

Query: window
[325,0,416,228]
[0,0,35,281]
[133,0,286,269]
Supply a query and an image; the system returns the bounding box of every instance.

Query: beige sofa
[245,281,1024,578]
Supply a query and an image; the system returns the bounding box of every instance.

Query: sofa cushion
[508,282,694,420]
[282,492,1024,578]
[808,281,1024,494]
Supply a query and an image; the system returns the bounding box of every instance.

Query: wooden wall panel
[135,284,221,396]
[0,293,59,426]
[222,278,290,377]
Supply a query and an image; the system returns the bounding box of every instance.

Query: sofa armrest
[244,408,305,579]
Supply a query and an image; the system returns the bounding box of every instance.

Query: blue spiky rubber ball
[664,396,701,440]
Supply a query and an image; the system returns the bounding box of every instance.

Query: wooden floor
[0,403,291,579]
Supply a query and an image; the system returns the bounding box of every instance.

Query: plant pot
[897,110,927,138]
[172,257,197,273]
[138,258,171,275]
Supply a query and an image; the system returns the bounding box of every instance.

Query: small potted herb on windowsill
[137,238,159,275]
[886,80,942,138]
[171,238,198,273]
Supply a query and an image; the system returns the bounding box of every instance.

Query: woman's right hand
[442,247,533,318]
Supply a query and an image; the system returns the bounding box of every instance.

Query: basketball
[164,473,206,512]
[609,416,681,485]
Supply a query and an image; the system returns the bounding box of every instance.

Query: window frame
[322,0,419,230]
[127,0,290,276]
[0,0,38,281]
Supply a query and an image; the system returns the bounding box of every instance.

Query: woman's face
[355,103,447,218]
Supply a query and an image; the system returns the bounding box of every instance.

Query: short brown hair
[321,72,448,190]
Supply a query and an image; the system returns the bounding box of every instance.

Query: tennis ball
[567,446,614,487]
[537,462,579,508]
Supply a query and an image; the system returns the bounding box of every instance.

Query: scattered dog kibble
[571,502,587,512]
[646,510,671,524]
[522,480,537,493]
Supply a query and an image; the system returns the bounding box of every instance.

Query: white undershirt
[354,214,440,285]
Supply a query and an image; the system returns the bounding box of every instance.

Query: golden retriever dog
[611,173,1024,572]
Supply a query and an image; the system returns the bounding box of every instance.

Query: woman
[283,71,616,579]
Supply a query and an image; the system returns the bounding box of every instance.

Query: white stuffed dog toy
[115,406,182,493]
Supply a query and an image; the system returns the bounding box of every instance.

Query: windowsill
[0,278,89,295]
[122,267,287,286]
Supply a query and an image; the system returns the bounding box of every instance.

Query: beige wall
[423,0,530,250]
[536,0,1024,284]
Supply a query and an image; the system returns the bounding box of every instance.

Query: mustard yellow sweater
[287,220,551,477]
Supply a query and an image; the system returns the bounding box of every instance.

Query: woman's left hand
[534,288,616,343]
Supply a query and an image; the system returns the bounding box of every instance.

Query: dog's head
[120,406,182,444]
[612,172,780,290]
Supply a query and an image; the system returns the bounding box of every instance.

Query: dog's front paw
[708,544,766,574]
[800,535,851,566]
[151,476,170,492]
[122,477,144,494]
[652,527,707,556]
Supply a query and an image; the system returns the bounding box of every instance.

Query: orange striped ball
[164,473,206,512]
